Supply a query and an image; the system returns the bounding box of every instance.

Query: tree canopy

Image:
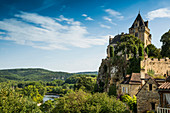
[114,35,144,74]
[115,35,143,57]
[52,90,128,113]
[160,29,170,58]
[145,44,161,58]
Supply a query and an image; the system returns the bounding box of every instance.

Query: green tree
[114,35,144,74]
[133,45,138,58]
[23,85,43,103]
[40,100,55,112]
[74,76,95,92]
[145,47,149,55]
[139,44,144,60]
[115,35,143,56]
[145,44,161,58]
[52,90,127,113]
[110,45,114,58]
[160,30,170,58]
[0,84,42,113]
[108,84,117,96]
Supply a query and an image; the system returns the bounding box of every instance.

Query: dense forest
[0,68,97,82]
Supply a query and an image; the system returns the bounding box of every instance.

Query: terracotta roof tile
[158,82,170,90]
[130,73,141,81]
[121,73,151,85]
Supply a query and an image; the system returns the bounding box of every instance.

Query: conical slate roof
[130,13,146,28]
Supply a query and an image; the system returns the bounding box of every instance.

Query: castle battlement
[145,57,170,62]
[141,57,170,75]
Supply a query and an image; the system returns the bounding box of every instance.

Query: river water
[43,95,59,103]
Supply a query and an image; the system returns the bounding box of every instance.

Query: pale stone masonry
[136,78,160,113]
[141,57,170,76]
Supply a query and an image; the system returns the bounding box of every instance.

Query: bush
[122,94,137,113]
[52,90,127,113]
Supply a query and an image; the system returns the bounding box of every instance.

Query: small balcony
[157,107,170,113]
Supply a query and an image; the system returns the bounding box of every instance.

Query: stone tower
[129,12,152,47]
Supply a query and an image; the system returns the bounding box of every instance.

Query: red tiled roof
[130,73,140,81]
[121,73,151,85]
[158,82,170,90]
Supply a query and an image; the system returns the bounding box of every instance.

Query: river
[43,95,59,103]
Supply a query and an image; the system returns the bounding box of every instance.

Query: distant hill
[75,71,98,75]
[0,68,73,82]
[0,68,98,82]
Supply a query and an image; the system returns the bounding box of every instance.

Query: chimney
[109,36,112,44]
[140,69,145,85]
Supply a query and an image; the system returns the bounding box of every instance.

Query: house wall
[137,79,159,113]
[129,84,141,97]
[120,84,141,97]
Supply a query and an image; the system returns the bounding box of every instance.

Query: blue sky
[0,0,170,72]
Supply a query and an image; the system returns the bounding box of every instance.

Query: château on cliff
[97,12,170,113]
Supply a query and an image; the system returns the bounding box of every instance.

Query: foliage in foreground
[122,94,137,113]
[51,90,128,113]
[0,84,41,113]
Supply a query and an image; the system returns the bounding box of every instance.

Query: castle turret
[129,13,152,47]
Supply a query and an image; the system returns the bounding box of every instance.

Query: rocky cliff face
[97,58,111,92]
[97,57,126,92]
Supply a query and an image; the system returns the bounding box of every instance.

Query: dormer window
[149,84,152,91]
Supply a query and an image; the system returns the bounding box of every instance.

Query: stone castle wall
[141,58,170,76]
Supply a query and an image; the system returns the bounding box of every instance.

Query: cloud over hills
[0,12,106,50]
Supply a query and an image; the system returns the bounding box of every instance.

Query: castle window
[149,84,152,91]
[126,87,128,93]
[135,32,138,37]
[151,103,155,110]
[122,87,125,93]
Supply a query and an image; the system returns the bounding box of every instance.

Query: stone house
[120,73,150,97]
[157,76,170,113]
[136,78,160,113]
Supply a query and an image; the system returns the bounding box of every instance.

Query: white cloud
[146,8,170,20]
[103,16,117,25]
[0,12,107,50]
[105,9,124,19]
[100,24,111,29]
[82,14,94,21]
[103,16,112,22]
[0,32,5,35]
[85,17,93,21]
[82,14,87,17]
